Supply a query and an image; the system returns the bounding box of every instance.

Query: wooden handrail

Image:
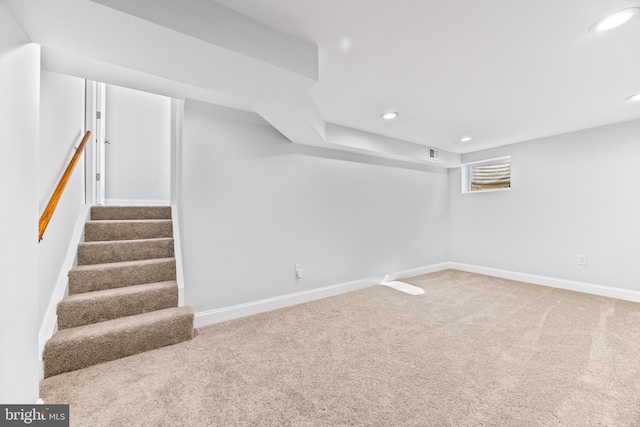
[38,131,91,242]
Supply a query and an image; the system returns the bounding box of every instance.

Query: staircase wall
[38,70,86,328]
[0,1,41,403]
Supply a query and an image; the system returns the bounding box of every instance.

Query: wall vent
[428,148,440,161]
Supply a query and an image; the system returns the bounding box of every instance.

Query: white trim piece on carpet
[380,281,425,295]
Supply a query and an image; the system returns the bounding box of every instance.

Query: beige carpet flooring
[40,270,640,426]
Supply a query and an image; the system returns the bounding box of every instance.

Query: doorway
[86,82,172,206]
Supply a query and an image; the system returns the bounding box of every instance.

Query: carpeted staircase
[43,206,194,378]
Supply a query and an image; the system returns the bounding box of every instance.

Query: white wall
[449,118,640,291]
[180,102,449,313]
[105,84,170,205]
[0,0,41,403]
[38,70,86,326]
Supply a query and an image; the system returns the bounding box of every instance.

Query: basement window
[462,156,511,193]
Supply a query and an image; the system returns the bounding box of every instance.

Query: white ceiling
[8,0,640,160]
[213,0,640,153]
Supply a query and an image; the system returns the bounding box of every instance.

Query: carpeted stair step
[91,206,171,221]
[57,281,179,329]
[42,205,194,378]
[85,219,173,242]
[43,306,194,378]
[69,257,176,294]
[77,237,175,265]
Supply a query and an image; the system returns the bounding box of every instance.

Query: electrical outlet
[414,246,419,256]
[295,264,302,279]
[577,255,588,266]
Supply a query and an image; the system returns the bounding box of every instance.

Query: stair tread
[86,219,172,223]
[60,280,177,304]
[79,237,174,247]
[48,306,193,344]
[70,257,175,273]
[84,219,173,242]
[44,306,193,377]
[68,257,176,294]
[77,237,175,265]
[57,281,178,329]
[91,206,171,221]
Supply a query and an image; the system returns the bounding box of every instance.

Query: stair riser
[91,206,171,220]
[85,221,173,242]
[57,285,178,329]
[78,239,175,265]
[44,310,194,378]
[69,259,176,294]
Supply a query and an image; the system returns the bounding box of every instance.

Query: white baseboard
[194,277,381,328]
[194,262,450,328]
[38,205,91,363]
[448,262,640,303]
[104,199,170,206]
[194,261,640,328]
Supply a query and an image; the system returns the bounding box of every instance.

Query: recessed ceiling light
[626,93,640,102]
[381,112,399,120]
[589,8,640,32]
[340,37,351,52]
[460,136,473,142]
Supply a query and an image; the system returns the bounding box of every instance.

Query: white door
[102,84,171,205]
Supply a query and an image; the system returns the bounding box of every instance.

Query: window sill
[463,187,511,195]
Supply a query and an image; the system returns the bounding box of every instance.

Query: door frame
[84,80,106,205]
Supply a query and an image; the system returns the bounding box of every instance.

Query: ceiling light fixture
[460,136,473,142]
[589,7,640,32]
[340,37,351,52]
[381,112,399,120]
[626,93,640,102]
